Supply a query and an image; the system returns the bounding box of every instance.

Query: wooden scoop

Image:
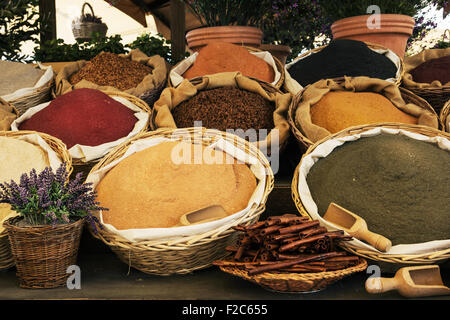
[177,205,227,226]
[365,265,450,298]
[323,202,392,252]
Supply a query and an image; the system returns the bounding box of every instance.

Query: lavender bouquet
[0,163,105,230]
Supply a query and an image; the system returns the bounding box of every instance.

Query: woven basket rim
[291,123,450,264]
[3,215,85,232]
[7,74,53,104]
[87,127,275,250]
[287,41,405,87]
[167,45,286,89]
[287,79,439,149]
[439,99,450,130]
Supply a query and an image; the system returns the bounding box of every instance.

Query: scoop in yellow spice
[311,91,418,133]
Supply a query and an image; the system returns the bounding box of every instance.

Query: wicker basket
[168,46,286,90]
[3,216,84,288]
[218,258,368,293]
[291,123,450,266]
[6,71,53,116]
[440,99,450,132]
[285,41,405,93]
[288,83,439,152]
[0,130,72,271]
[87,127,275,275]
[71,2,108,41]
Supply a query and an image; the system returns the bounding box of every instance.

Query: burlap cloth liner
[403,48,450,88]
[153,72,292,152]
[295,77,439,143]
[0,98,17,131]
[54,49,168,97]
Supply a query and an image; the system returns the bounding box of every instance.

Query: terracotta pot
[259,44,292,65]
[185,26,263,52]
[331,14,415,58]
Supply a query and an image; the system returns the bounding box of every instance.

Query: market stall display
[292,123,450,268]
[54,49,168,107]
[0,130,72,271]
[11,88,151,177]
[85,127,274,275]
[402,48,450,115]
[284,39,403,95]
[214,214,368,293]
[288,77,438,150]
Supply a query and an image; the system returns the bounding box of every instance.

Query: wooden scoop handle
[354,229,392,252]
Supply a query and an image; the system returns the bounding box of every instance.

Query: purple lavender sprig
[0,163,107,228]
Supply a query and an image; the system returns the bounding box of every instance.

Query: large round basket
[0,130,73,271]
[284,41,404,95]
[287,83,438,152]
[3,216,84,289]
[168,46,286,90]
[87,127,275,275]
[440,99,450,133]
[71,2,108,41]
[291,123,450,268]
[218,257,368,293]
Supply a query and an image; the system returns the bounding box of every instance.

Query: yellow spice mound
[311,91,418,133]
[95,141,257,229]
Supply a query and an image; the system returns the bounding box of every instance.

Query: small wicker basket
[168,46,286,90]
[218,258,368,293]
[71,2,108,41]
[291,123,450,266]
[87,127,275,275]
[288,83,439,152]
[0,130,73,271]
[440,99,450,132]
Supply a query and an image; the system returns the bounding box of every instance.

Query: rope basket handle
[81,2,95,19]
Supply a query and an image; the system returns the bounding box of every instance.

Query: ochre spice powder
[19,88,138,149]
[306,134,450,245]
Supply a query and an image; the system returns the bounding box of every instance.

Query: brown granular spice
[172,87,275,141]
[69,52,153,91]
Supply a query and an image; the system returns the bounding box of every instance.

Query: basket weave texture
[291,123,450,265]
[87,127,275,275]
[218,258,368,293]
[440,99,450,132]
[3,217,84,289]
[0,130,72,271]
[71,2,107,41]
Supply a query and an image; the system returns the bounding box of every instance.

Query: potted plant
[320,0,444,58]
[0,163,105,289]
[184,0,269,52]
[260,0,330,64]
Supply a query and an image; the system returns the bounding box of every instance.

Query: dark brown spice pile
[172,87,275,142]
[69,52,153,91]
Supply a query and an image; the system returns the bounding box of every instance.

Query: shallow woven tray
[7,76,53,116]
[287,83,439,152]
[291,123,450,266]
[87,127,275,275]
[0,130,73,271]
[218,258,368,293]
[168,46,286,90]
[440,99,450,133]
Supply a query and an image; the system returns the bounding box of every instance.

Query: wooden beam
[39,0,57,42]
[170,0,185,62]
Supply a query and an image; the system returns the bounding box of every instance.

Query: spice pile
[0,61,46,96]
[310,91,417,133]
[69,52,153,91]
[172,87,275,142]
[410,55,450,84]
[307,133,450,245]
[214,214,359,275]
[289,39,398,87]
[19,88,137,149]
[183,42,275,83]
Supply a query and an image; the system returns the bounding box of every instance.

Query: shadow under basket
[3,217,84,289]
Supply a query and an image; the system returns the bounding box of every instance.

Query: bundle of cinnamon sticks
[214,214,359,275]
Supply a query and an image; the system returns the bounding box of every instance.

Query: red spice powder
[19,88,138,149]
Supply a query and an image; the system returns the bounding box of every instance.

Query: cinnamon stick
[299,226,328,238]
[260,225,283,236]
[278,220,320,234]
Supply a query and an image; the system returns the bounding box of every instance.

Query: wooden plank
[170,0,186,62]
[39,0,57,42]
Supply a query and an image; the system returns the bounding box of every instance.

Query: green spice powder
[306,134,450,245]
